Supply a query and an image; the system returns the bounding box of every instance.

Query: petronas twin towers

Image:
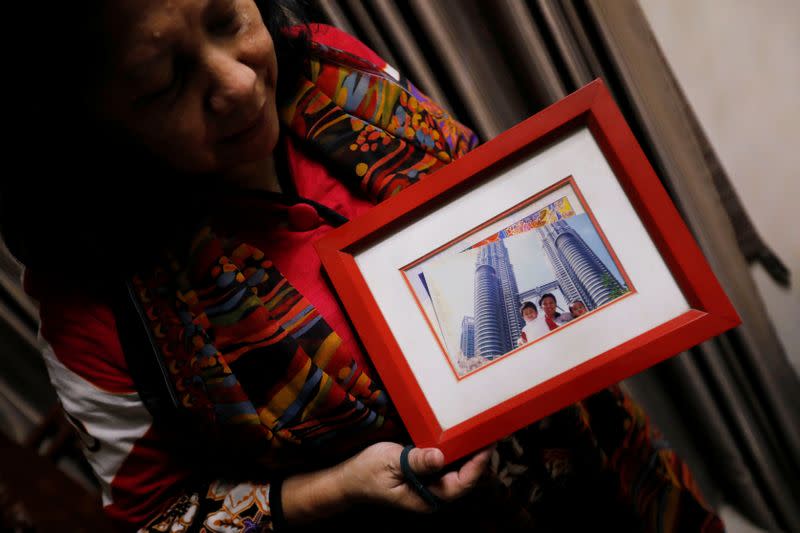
[463,219,625,359]
[536,220,625,312]
[472,241,524,358]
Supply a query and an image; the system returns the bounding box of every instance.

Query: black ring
[399,445,444,512]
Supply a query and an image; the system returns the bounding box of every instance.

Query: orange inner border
[399,175,637,381]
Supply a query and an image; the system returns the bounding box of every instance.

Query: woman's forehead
[108,0,183,34]
[109,0,237,73]
[105,0,180,56]
[107,0,226,56]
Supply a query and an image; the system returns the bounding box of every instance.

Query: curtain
[311,1,800,530]
[0,241,52,442]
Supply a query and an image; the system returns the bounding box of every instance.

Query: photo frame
[315,79,740,462]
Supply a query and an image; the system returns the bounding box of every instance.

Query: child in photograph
[518,301,550,344]
[569,300,588,318]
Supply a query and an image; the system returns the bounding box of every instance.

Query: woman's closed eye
[136,19,241,105]
[209,10,241,35]
[138,61,186,105]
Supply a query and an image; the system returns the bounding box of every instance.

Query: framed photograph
[315,79,740,462]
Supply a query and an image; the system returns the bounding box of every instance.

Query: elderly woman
[1,1,721,531]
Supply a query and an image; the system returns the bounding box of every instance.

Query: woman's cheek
[151,117,214,173]
[240,11,276,81]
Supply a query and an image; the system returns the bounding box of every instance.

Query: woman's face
[99,0,280,174]
[541,297,557,318]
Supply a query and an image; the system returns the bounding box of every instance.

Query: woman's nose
[205,48,257,115]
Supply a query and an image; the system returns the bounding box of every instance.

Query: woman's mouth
[219,102,268,145]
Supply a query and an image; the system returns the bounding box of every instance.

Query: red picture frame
[315,79,740,463]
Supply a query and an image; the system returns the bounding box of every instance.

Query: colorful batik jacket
[27,24,723,533]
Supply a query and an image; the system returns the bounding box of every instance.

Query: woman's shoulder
[556,312,574,324]
[24,270,134,393]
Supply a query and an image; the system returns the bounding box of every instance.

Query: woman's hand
[281,442,494,526]
[338,442,494,512]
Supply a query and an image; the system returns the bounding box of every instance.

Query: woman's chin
[217,122,280,170]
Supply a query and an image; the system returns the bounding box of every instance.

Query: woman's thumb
[408,448,445,475]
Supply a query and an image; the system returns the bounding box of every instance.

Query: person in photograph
[0,1,723,530]
[539,292,573,330]
[569,299,588,318]
[518,301,550,345]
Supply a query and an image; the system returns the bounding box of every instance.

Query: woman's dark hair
[0,0,309,289]
[258,0,312,104]
[520,301,537,315]
[538,293,557,305]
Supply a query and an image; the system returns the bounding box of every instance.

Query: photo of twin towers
[417,182,631,377]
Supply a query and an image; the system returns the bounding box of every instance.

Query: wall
[638,0,800,373]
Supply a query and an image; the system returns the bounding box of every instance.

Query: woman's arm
[36,289,490,531]
[282,442,492,526]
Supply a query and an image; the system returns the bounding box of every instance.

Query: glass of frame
[315,80,740,462]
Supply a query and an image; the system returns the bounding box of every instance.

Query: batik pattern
[133,229,392,466]
[486,385,723,532]
[139,482,272,533]
[280,42,479,202]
